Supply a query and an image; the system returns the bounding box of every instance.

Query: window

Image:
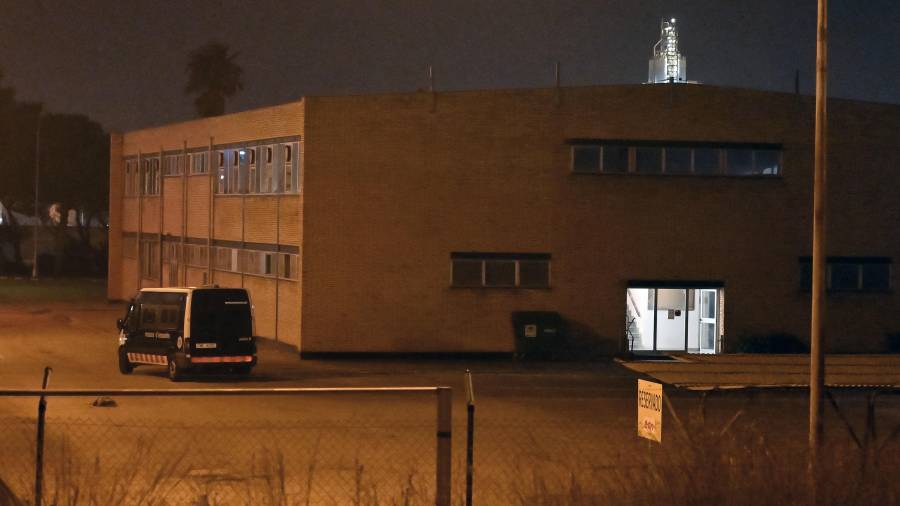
[283,145,294,192]
[602,145,629,173]
[451,259,483,287]
[247,148,258,193]
[450,253,551,289]
[754,150,781,175]
[185,244,208,268]
[228,150,240,194]
[664,147,692,174]
[214,247,238,272]
[279,253,299,280]
[190,152,208,174]
[140,240,159,279]
[163,154,183,176]
[800,257,892,292]
[570,141,781,177]
[519,260,551,288]
[241,250,274,277]
[693,148,721,175]
[124,160,140,196]
[163,242,181,263]
[635,147,662,174]
[725,149,753,176]
[141,158,160,195]
[216,151,226,194]
[262,146,274,193]
[572,146,600,173]
[485,259,516,287]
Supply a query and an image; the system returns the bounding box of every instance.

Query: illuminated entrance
[626,281,723,354]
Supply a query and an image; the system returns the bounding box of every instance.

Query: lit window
[755,150,781,175]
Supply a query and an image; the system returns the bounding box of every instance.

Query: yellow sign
[637,379,663,442]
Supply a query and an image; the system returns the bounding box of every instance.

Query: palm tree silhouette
[185,42,244,118]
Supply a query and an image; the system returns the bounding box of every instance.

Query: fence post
[436,387,452,506]
[34,366,52,506]
[465,371,475,506]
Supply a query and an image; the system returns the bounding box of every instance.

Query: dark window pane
[519,261,550,288]
[572,146,599,172]
[191,289,252,338]
[800,262,812,291]
[726,149,754,175]
[693,148,720,174]
[485,260,516,287]
[755,150,781,175]
[862,263,891,291]
[665,147,691,174]
[635,147,662,173]
[452,260,482,287]
[830,263,860,291]
[602,145,629,173]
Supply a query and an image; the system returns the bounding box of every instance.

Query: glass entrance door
[626,284,722,354]
[698,289,718,353]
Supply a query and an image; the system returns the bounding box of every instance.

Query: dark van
[117,287,257,381]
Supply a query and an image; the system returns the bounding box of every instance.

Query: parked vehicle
[117,287,257,381]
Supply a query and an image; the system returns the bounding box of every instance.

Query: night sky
[1,1,897,132]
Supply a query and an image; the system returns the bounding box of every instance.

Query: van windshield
[190,289,252,339]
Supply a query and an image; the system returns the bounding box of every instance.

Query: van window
[136,292,186,332]
[190,289,252,339]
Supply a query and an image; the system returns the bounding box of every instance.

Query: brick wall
[108,100,305,346]
[300,85,900,353]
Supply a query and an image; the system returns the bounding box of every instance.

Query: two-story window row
[569,139,782,177]
[122,138,301,197]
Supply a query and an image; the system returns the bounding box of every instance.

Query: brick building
[108,84,900,355]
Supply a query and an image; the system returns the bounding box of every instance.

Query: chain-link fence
[0,387,450,506]
[2,384,900,506]
[461,388,900,506]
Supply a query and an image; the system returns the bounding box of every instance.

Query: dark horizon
[2,0,898,132]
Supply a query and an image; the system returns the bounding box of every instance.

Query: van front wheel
[118,348,133,374]
[167,354,184,382]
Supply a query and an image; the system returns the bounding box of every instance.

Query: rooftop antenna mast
[647,18,688,84]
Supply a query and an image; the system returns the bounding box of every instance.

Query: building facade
[108,84,900,355]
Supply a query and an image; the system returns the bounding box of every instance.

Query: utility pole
[809,0,828,480]
[31,113,42,280]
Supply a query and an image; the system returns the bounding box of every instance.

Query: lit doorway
[626,282,723,354]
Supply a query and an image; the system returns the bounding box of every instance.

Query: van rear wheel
[118,347,133,374]
[167,354,184,382]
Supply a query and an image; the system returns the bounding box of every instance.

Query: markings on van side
[128,353,167,365]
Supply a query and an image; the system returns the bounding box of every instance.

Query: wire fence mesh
[1,392,440,506]
[2,388,900,505]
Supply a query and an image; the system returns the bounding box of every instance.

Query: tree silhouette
[185,41,244,118]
